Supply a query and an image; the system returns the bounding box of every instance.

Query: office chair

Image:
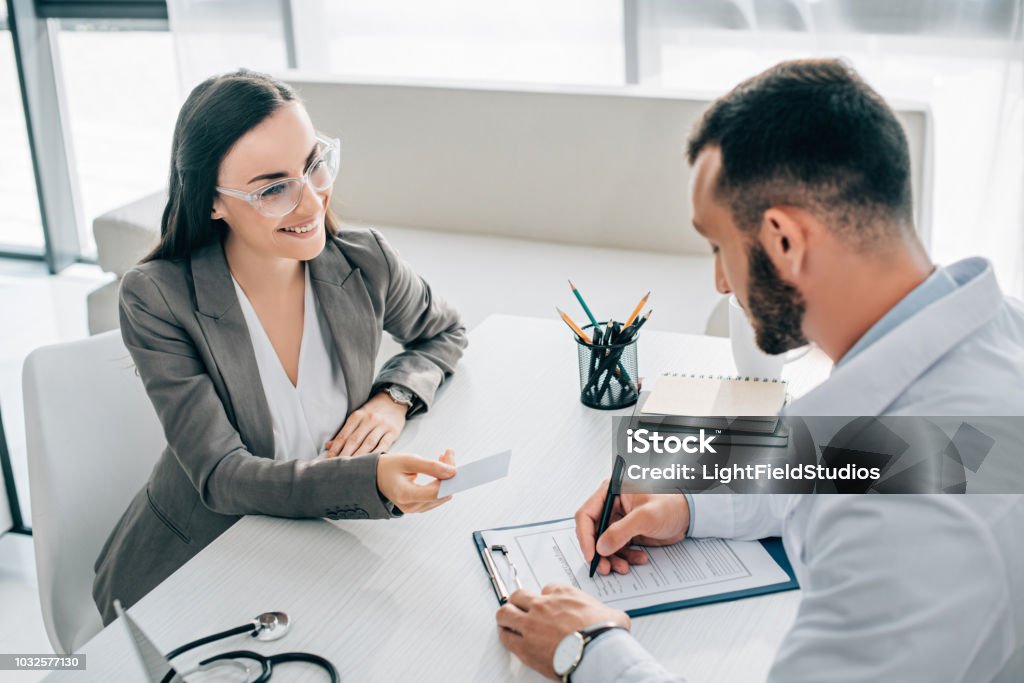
[22,330,164,653]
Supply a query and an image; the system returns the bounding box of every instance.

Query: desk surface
[50,315,833,682]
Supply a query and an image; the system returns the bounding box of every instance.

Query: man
[495,59,1024,681]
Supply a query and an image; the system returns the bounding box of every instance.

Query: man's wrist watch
[381,384,415,412]
[552,621,625,682]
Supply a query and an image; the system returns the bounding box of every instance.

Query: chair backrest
[285,74,934,253]
[22,330,164,653]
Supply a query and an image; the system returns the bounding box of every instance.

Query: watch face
[553,632,584,676]
[387,386,413,404]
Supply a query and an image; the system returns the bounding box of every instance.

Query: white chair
[22,330,164,653]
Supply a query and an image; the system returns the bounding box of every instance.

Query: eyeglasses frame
[215,133,340,217]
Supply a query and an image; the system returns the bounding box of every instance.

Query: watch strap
[559,622,626,682]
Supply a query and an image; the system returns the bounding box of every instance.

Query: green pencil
[568,279,600,329]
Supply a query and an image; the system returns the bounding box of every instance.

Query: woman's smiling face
[212,102,330,262]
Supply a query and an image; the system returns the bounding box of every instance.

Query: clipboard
[473,518,798,618]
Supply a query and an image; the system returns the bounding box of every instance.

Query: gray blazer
[93,228,466,625]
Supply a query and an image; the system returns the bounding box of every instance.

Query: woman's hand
[376,449,456,513]
[325,392,408,458]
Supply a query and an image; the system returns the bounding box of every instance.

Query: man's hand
[575,484,690,575]
[325,392,408,458]
[495,585,630,679]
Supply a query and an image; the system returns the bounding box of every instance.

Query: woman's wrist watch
[552,621,626,682]
[381,384,416,413]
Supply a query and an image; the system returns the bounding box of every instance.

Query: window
[0,6,45,253]
[630,0,1024,297]
[56,20,179,256]
[315,0,622,86]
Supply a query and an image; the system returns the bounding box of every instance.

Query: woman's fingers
[376,452,457,513]
[338,416,377,457]
[378,433,396,454]
[402,454,457,479]
[400,495,452,513]
[352,426,389,457]
[326,414,360,458]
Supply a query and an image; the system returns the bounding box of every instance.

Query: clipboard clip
[481,544,523,604]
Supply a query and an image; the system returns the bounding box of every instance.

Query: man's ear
[759,206,811,279]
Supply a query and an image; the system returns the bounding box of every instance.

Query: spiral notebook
[639,373,787,433]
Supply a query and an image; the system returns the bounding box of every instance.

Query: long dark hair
[143,69,339,263]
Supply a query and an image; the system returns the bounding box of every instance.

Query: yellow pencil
[556,307,592,344]
[624,291,651,327]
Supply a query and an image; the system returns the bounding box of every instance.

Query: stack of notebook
[632,373,789,446]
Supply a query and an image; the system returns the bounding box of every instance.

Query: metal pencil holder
[576,323,639,410]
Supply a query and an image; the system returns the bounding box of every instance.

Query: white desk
[50,315,832,682]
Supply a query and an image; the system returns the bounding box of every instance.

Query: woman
[93,70,467,624]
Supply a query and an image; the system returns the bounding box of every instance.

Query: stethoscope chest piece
[252,612,290,641]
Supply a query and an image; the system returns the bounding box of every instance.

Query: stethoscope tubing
[162,623,339,682]
[164,623,254,661]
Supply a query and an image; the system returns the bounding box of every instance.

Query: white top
[231,264,348,461]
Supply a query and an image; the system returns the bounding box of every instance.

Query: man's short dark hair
[687,58,914,246]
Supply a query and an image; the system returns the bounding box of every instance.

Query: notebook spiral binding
[662,372,787,384]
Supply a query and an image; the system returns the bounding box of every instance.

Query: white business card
[438,449,512,497]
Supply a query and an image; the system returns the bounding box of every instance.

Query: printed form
[481,519,790,613]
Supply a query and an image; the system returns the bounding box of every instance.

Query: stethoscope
[162,612,339,682]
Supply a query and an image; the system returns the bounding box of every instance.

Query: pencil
[623,291,651,327]
[637,309,653,329]
[556,307,592,344]
[569,280,600,329]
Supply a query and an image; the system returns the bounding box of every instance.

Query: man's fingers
[495,603,526,633]
[616,547,649,566]
[574,480,610,560]
[574,508,597,562]
[595,507,651,557]
[497,625,524,656]
[609,554,631,574]
[378,433,396,454]
[508,589,536,611]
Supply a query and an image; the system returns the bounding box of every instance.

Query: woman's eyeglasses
[216,135,340,218]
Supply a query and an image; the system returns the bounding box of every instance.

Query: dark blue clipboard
[473,518,798,618]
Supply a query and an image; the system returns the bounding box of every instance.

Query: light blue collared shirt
[836,265,957,367]
[575,258,1024,683]
[678,266,958,533]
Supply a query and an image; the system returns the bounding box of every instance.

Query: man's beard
[745,240,809,354]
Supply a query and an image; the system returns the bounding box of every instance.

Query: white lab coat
[575,258,1024,683]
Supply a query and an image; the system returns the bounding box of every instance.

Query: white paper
[481,519,789,613]
[437,449,512,497]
